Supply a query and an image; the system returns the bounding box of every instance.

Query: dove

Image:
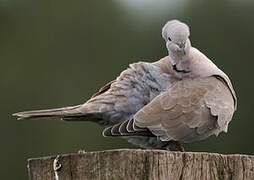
[13,20,237,151]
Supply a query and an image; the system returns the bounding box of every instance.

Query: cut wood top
[28,149,254,180]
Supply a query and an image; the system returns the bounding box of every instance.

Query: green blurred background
[1,0,254,179]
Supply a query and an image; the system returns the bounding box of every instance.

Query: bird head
[162,20,191,58]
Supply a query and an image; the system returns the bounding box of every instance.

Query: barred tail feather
[103,119,154,137]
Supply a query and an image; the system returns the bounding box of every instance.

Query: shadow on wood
[27,149,254,180]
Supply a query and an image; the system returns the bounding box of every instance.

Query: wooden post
[27,149,254,180]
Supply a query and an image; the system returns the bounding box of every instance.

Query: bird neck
[169,51,189,65]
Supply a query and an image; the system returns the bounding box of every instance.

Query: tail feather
[13,105,84,120]
[103,119,154,137]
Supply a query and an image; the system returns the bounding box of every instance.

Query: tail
[12,105,90,121]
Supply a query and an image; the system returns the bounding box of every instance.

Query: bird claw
[163,141,185,152]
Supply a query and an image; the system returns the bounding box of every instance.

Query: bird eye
[168,37,172,41]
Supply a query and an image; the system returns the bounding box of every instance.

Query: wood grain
[28,149,254,180]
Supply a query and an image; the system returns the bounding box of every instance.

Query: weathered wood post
[27,149,254,180]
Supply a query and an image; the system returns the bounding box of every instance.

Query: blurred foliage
[1,0,254,179]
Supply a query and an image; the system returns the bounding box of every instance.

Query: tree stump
[27,149,254,180]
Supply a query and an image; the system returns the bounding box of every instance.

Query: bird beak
[178,43,186,55]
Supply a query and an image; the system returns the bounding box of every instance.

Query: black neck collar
[172,64,191,73]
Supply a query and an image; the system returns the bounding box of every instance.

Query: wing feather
[134,76,235,142]
[103,76,235,143]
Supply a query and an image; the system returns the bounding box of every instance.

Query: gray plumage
[13,20,237,151]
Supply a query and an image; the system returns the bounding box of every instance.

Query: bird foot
[163,141,185,152]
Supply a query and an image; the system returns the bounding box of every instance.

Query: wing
[103,76,235,143]
[134,76,235,142]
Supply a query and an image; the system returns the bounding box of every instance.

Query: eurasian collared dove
[13,20,237,151]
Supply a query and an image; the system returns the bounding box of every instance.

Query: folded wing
[104,76,235,143]
[135,76,235,142]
